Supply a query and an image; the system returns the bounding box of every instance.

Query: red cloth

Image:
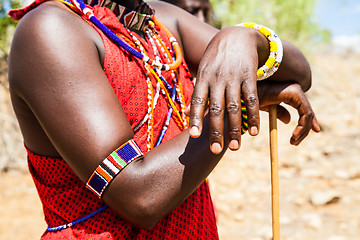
[13,1,219,239]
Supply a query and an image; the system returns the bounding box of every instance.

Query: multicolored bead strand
[240,99,248,134]
[119,29,187,144]
[70,0,182,72]
[237,23,283,80]
[67,0,247,143]
[86,139,143,198]
[145,74,155,150]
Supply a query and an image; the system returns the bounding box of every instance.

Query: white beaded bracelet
[237,23,283,80]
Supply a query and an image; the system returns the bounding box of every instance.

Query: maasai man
[8,0,320,238]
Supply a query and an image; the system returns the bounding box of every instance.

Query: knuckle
[290,83,302,91]
[305,111,314,121]
[245,94,259,108]
[215,70,221,79]
[226,102,240,114]
[248,114,259,123]
[225,69,235,77]
[229,127,241,138]
[189,115,202,125]
[215,68,235,82]
[301,104,314,119]
[241,67,252,81]
[209,103,223,116]
[211,130,222,140]
[191,96,206,106]
[198,67,209,79]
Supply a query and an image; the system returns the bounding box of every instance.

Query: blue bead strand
[71,0,144,60]
[47,205,108,232]
[155,80,177,147]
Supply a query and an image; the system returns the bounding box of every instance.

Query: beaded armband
[237,23,283,81]
[86,139,143,198]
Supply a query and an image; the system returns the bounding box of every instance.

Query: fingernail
[189,126,200,137]
[211,142,222,154]
[250,126,258,135]
[229,140,239,150]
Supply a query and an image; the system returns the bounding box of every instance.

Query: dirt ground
[1,52,359,239]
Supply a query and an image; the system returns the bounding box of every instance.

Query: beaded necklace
[47,0,248,232]
[65,0,188,150]
[89,0,153,32]
[70,0,183,71]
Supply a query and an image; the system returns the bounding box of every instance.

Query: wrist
[237,23,284,80]
[255,30,270,68]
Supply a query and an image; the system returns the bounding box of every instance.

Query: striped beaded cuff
[240,99,248,135]
[237,23,283,81]
[86,139,143,198]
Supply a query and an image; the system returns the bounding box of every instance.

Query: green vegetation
[0,0,330,56]
[0,0,21,57]
[210,0,330,50]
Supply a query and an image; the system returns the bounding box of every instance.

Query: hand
[257,81,320,145]
[189,26,266,154]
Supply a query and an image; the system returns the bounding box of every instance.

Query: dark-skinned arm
[9,1,318,230]
[150,2,312,154]
[8,2,230,230]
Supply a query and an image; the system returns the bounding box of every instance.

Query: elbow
[292,55,312,92]
[293,50,312,92]
[127,201,166,230]
[109,194,169,230]
[104,162,176,230]
[301,68,312,92]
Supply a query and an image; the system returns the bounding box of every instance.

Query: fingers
[226,84,242,151]
[260,104,291,124]
[312,115,321,133]
[276,105,291,124]
[289,99,317,146]
[241,73,260,136]
[257,81,320,145]
[189,83,208,138]
[208,88,226,154]
[261,82,317,145]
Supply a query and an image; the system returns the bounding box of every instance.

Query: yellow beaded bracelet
[237,23,283,80]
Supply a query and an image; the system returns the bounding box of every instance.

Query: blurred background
[1,0,359,239]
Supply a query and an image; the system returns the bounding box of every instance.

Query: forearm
[154,3,312,92]
[103,115,228,229]
[186,25,312,93]
[267,40,312,92]
[248,25,311,92]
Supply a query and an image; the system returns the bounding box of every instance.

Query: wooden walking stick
[269,105,280,240]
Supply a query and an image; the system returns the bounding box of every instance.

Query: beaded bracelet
[86,139,143,198]
[240,99,248,134]
[237,23,283,80]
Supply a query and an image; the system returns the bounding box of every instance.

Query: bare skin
[160,0,211,22]
[8,0,320,230]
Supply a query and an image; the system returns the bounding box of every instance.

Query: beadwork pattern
[86,139,143,198]
[69,0,190,149]
[237,22,283,81]
[10,1,219,238]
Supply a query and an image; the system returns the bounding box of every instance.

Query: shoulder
[9,1,103,95]
[13,1,96,52]
[16,1,84,37]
